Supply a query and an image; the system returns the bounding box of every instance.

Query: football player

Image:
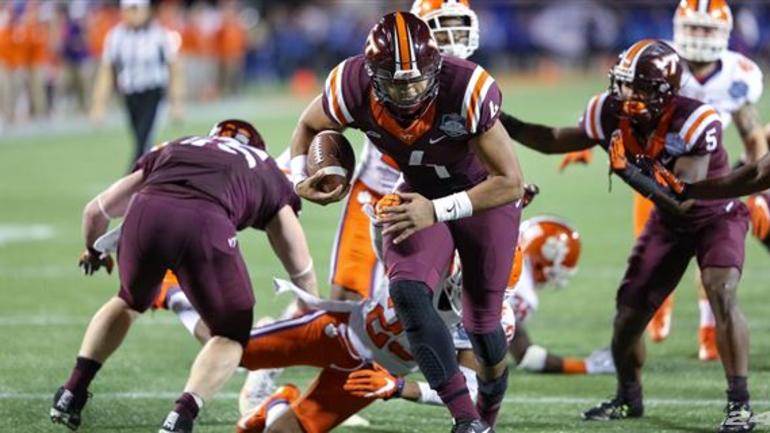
[502,40,754,432]
[509,216,614,375]
[289,11,525,433]
[146,248,519,433]
[559,0,766,360]
[50,120,316,433]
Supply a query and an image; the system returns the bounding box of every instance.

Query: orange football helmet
[519,216,581,288]
[410,0,479,59]
[673,0,732,63]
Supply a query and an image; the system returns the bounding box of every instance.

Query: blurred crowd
[1,0,769,129]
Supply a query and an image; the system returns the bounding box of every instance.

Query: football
[306,130,356,193]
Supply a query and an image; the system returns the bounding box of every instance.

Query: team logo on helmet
[609,40,682,123]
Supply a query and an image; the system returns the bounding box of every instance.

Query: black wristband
[392,377,406,399]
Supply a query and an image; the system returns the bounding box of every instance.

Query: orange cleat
[647,295,674,342]
[235,384,300,433]
[698,326,719,361]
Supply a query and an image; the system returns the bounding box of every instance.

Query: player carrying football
[502,40,754,433]
[560,0,767,361]
[51,120,316,433]
[289,11,525,433]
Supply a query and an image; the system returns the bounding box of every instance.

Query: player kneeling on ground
[501,40,754,433]
[51,120,316,433]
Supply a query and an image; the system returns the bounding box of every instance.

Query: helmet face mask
[608,40,682,126]
[365,12,443,119]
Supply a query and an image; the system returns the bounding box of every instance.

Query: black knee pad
[467,326,508,366]
[390,280,459,388]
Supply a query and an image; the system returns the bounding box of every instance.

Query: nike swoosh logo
[446,203,456,213]
[429,136,447,144]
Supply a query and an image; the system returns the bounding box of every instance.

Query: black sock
[617,381,643,410]
[64,357,102,397]
[726,376,749,404]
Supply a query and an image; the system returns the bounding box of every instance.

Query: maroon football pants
[117,192,254,346]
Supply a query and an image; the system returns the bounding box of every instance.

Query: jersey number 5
[705,128,718,152]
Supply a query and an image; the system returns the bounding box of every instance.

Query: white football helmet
[411,0,480,60]
[673,0,732,63]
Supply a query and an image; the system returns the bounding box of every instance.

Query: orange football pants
[242,311,375,433]
[330,179,384,299]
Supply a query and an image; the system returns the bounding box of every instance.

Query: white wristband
[432,191,473,222]
[290,155,308,189]
[96,195,113,220]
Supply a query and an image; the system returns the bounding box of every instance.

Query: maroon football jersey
[581,93,734,223]
[321,55,502,199]
[135,136,301,230]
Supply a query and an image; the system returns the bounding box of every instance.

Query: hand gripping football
[307,131,355,193]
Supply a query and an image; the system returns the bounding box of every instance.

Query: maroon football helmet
[209,119,266,150]
[609,40,682,124]
[364,11,442,119]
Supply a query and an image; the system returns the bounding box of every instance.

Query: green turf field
[1,76,770,433]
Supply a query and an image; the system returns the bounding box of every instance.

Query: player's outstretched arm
[734,103,768,164]
[82,170,144,250]
[79,170,145,275]
[265,205,319,298]
[499,111,595,154]
[288,95,347,204]
[686,153,770,199]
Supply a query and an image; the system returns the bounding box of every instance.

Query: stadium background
[1,0,769,432]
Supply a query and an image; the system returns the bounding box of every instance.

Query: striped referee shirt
[103,21,177,95]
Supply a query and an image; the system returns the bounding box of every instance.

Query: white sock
[167,291,201,336]
[699,299,716,327]
[265,401,290,428]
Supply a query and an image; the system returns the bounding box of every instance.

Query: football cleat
[50,386,90,431]
[585,348,616,374]
[699,325,719,362]
[582,398,643,421]
[158,410,193,433]
[450,419,494,433]
[236,384,300,433]
[238,368,284,415]
[647,295,673,342]
[718,401,755,433]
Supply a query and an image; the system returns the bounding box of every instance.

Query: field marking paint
[0,224,54,247]
[0,392,767,408]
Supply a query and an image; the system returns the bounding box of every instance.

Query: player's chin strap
[272,278,358,313]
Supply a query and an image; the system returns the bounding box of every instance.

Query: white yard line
[0,392,766,407]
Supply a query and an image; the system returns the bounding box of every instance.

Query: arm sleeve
[133,148,163,179]
[578,92,612,143]
[461,66,502,135]
[678,105,723,156]
[321,56,365,127]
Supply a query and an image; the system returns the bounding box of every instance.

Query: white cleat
[239,368,285,415]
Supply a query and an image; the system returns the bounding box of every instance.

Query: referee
[90,0,183,165]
